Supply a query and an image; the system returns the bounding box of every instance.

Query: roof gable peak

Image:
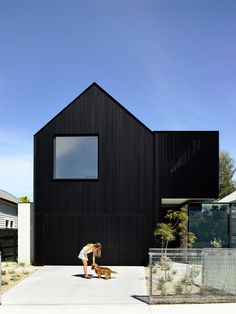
[34,82,152,136]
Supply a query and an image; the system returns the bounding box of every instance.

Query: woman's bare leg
[82,259,88,278]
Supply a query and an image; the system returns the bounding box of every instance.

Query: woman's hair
[93,243,102,258]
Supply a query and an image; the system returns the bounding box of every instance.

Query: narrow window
[53,136,98,179]
[10,221,14,228]
[5,220,9,228]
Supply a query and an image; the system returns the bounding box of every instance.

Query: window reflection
[189,203,229,248]
[54,136,98,179]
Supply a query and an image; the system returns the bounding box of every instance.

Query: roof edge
[34,82,153,136]
[153,130,219,133]
[0,188,20,204]
[34,82,97,136]
[92,83,153,135]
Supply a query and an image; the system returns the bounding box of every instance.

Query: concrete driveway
[1,266,150,313]
[2,266,236,314]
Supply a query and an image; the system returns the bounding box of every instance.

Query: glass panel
[54,136,98,179]
[189,203,229,248]
[231,236,236,248]
[230,204,236,235]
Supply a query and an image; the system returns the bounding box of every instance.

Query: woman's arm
[92,251,96,264]
[84,244,93,261]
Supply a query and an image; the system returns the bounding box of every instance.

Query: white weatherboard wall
[18,203,34,264]
[0,200,18,229]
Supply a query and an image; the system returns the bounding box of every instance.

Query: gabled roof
[0,189,20,205]
[34,82,153,136]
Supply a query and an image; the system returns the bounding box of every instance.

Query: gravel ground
[1,263,39,294]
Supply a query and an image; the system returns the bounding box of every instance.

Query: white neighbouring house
[218,190,236,203]
[0,189,34,264]
[0,188,20,229]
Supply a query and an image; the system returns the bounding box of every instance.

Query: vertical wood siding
[34,84,155,265]
[154,131,219,199]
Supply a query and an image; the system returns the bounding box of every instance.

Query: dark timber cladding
[154,131,219,199]
[34,83,219,265]
[34,83,155,265]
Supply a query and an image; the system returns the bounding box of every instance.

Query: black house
[34,83,219,265]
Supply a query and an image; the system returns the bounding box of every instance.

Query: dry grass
[1,263,39,294]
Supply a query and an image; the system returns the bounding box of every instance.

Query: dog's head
[91,262,98,270]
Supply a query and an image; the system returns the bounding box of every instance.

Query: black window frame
[53,134,99,181]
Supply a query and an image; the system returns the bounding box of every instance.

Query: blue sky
[1,0,236,200]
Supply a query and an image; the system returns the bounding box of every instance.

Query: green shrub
[1,270,6,275]
[181,265,200,286]
[157,277,166,290]
[174,283,183,294]
[1,279,8,286]
[171,269,177,275]
[10,275,18,282]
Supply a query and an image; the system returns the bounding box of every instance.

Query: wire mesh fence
[149,248,236,304]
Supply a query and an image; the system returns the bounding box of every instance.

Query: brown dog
[91,263,118,280]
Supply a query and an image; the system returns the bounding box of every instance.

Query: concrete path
[2,266,147,305]
[1,303,236,314]
[1,266,236,314]
[1,266,150,313]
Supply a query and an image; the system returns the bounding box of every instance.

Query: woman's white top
[78,244,93,260]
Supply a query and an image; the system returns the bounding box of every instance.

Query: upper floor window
[53,136,98,179]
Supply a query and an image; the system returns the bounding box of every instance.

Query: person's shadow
[72,274,96,278]
[72,274,115,280]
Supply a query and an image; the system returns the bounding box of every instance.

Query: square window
[53,136,98,179]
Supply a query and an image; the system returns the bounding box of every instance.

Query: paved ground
[1,266,236,314]
[1,266,150,313]
[2,266,147,305]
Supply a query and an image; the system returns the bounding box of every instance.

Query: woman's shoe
[84,275,92,279]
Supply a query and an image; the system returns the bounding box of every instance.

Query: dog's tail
[111,270,118,274]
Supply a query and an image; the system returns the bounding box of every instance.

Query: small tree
[154,223,175,254]
[210,237,222,248]
[165,207,196,248]
[19,196,31,203]
[154,207,197,251]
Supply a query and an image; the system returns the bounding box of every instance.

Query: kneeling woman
[78,243,102,279]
